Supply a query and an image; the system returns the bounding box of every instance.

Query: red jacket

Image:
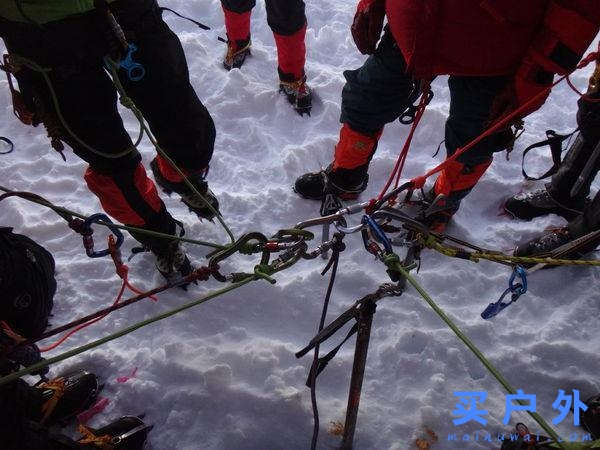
[385,0,600,79]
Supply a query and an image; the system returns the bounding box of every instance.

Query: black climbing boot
[128,219,195,287]
[294,165,368,201]
[514,227,573,258]
[513,227,600,262]
[504,188,585,221]
[579,393,600,440]
[78,415,152,449]
[150,157,220,221]
[154,241,194,286]
[36,370,100,426]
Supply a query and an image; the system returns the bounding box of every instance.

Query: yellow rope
[423,236,600,267]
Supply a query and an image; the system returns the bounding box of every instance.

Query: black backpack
[0,227,56,339]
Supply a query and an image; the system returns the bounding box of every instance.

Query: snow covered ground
[1,1,599,449]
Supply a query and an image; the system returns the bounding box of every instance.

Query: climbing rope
[0,186,225,250]
[309,234,345,450]
[0,215,323,384]
[420,233,600,267]
[0,278,253,386]
[389,261,568,449]
[377,83,432,201]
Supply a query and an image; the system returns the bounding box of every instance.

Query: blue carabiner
[363,215,393,253]
[509,265,527,296]
[481,265,528,320]
[119,44,145,81]
[81,213,124,258]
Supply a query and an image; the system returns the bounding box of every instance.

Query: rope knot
[119,95,135,110]
[254,264,276,284]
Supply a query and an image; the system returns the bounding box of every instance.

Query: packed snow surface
[1,1,599,449]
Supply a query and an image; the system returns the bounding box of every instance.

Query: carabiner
[509,265,528,296]
[363,215,393,253]
[481,265,528,319]
[119,44,145,81]
[81,213,124,258]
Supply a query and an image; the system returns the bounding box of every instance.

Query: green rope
[0,277,254,386]
[0,185,226,250]
[392,262,567,449]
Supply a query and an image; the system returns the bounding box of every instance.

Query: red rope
[377,85,431,201]
[39,235,160,352]
[372,46,600,195]
[411,76,565,190]
[39,281,126,352]
[108,235,158,302]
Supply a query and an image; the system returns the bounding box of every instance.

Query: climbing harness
[481,265,528,319]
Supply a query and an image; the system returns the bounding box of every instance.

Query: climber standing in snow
[294,0,600,232]
[0,0,219,282]
[221,0,312,115]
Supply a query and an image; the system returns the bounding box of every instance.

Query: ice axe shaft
[570,138,600,198]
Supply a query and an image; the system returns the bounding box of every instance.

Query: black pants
[222,0,306,36]
[340,28,511,166]
[0,0,215,246]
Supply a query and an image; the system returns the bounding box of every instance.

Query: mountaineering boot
[421,159,492,233]
[279,75,312,116]
[416,188,458,234]
[514,227,573,258]
[514,227,600,260]
[504,187,586,221]
[223,36,251,71]
[294,124,380,200]
[127,217,195,287]
[506,131,597,221]
[36,370,100,425]
[154,240,194,286]
[150,156,220,221]
[294,165,368,201]
[78,415,152,449]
